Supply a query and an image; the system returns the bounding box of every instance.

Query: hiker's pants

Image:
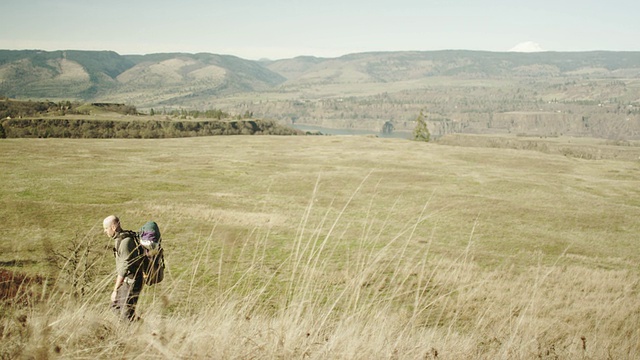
[111,276,143,321]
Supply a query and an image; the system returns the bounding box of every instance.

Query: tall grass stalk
[2,173,640,358]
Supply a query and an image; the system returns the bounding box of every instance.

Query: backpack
[138,221,165,286]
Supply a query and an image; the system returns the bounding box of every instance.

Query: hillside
[258,52,640,139]
[2,49,640,139]
[267,50,640,83]
[1,136,640,358]
[0,50,285,104]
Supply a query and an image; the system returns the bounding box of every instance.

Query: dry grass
[1,135,639,359]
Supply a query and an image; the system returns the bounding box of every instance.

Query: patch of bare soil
[0,269,45,306]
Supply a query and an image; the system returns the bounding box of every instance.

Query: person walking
[103,215,145,321]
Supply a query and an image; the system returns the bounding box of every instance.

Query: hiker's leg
[125,287,141,321]
[113,282,135,321]
[110,299,120,314]
[111,282,129,315]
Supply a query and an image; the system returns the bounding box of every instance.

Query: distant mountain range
[2,49,639,104]
[2,49,640,138]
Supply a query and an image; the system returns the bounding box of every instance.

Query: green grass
[1,135,640,358]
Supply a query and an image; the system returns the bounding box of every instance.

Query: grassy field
[1,135,639,359]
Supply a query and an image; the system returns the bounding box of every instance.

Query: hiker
[103,215,145,321]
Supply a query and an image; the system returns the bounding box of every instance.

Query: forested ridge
[0,99,300,138]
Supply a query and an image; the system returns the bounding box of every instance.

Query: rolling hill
[267,50,640,83]
[0,50,285,104]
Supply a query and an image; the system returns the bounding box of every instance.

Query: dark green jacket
[113,230,145,279]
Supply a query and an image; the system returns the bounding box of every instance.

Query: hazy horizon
[2,0,638,60]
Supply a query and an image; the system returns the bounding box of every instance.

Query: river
[291,124,411,139]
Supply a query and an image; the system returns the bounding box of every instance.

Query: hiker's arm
[113,275,124,292]
[112,238,131,301]
[112,275,124,301]
[115,237,135,278]
[113,242,126,300]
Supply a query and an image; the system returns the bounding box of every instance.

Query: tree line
[0,99,237,121]
[0,118,301,139]
[0,99,137,118]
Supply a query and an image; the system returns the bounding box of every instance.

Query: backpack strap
[128,231,148,280]
[114,230,138,253]
[114,230,145,265]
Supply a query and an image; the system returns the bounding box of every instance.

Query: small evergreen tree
[382,120,394,134]
[412,110,430,142]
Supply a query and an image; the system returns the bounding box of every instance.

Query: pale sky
[1,0,638,60]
